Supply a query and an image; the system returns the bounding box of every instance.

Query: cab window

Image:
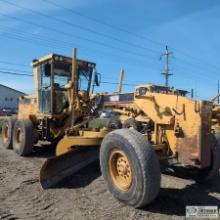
[54,62,71,89]
[136,87,149,95]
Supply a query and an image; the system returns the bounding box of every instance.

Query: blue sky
[0,0,220,99]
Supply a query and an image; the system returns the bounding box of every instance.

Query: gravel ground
[0,140,220,220]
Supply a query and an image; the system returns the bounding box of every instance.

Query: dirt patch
[0,140,220,220]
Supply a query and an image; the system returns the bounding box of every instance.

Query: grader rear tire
[100,129,161,208]
[196,133,220,183]
[12,119,34,156]
[1,117,16,149]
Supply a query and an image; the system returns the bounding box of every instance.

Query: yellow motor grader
[2,49,101,154]
[1,49,220,208]
[101,83,220,185]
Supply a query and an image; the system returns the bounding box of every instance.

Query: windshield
[53,62,93,93]
[37,60,95,114]
[54,62,71,89]
[78,66,93,93]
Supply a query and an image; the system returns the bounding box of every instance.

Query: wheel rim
[16,128,22,144]
[3,124,9,142]
[128,126,135,130]
[108,149,132,191]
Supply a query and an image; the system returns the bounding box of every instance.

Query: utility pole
[118,68,124,94]
[218,80,220,104]
[161,45,173,87]
[71,48,77,127]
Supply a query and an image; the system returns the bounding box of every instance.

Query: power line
[0,19,165,74]
[0,27,160,73]
[1,0,160,56]
[2,0,220,77]
[174,56,220,76]
[41,0,165,48]
[0,31,162,87]
[41,0,220,73]
[173,61,219,81]
[0,69,137,86]
[1,29,218,87]
[0,12,157,61]
[0,13,218,87]
[0,70,32,77]
[0,60,29,67]
[1,1,219,77]
[0,67,32,74]
[1,30,218,88]
[170,46,220,73]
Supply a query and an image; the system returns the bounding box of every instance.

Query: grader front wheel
[108,149,133,191]
[12,119,34,156]
[100,129,161,208]
[1,117,16,149]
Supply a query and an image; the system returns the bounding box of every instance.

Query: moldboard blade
[40,147,99,189]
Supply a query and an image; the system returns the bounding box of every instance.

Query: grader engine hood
[176,100,213,168]
[102,91,213,169]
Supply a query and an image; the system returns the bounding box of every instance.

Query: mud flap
[40,147,99,189]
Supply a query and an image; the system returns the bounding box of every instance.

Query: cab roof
[32,53,96,68]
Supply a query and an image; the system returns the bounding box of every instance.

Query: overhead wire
[0,0,219,94]
[0,12,157,61]
[0,31,217,88]
[0,60,29,67]
[0,24,161,80]
[42,0,220,73]
[1,0,161,55]
[0,69,138,86]
[41,0,165,47]
[1,1,219,77]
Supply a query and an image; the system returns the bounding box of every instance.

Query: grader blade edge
[40,147,99,189]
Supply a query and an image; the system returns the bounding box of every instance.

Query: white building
[0,84,25,109]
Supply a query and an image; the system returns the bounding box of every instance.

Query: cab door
[38,63,52,113]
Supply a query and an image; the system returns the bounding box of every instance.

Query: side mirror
[94,72,101,87]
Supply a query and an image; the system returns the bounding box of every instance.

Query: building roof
[0,84,26,95]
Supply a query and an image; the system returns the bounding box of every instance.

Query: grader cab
[2,50,99,155]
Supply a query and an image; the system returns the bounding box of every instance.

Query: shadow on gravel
[55,161,101,189]
[143,176,220,216]
[29,144,56,158]
[28,142,220,217]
